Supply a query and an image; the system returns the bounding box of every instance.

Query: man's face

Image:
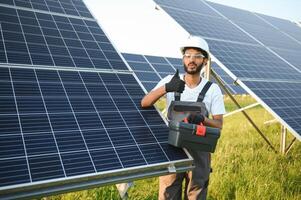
[183,48,207,75]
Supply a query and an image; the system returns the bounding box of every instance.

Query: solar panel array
[0,1,192,199]
[122,53,245,94]
[154,0,301,140]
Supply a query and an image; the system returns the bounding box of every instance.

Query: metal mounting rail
[280,126,297,155]
[210,69,277,153]
[224,102,260,118]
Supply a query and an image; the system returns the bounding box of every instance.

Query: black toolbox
[168,120,221,153]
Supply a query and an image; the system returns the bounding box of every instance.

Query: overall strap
[197,81,213,102]
[174,92,181,101]
[174,74,183,101]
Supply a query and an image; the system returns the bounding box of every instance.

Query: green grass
[224,94,257,112]
[209,105,301,200]
[46,95,301,200]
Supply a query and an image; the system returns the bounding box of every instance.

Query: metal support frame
[264,119,277,125]
[224,102,260,118]
[280,125,297,155]
[280,125,287,154]
[285,138,297,155]
[0,163,193,200]
[205,58,211,80]
[210,69,277,153]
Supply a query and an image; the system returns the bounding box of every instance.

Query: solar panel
[154,0,301,140]
[155,0,221,18]
[243,80,301,135]
[122,52,245,94]
[211,62,245,95]
[256,13,301,43]
[165,57,184,72]
[0,68,193,200]
[121,53,160,91]
[157,7,255,44]
[235,22,301,51]
[207,1,301,52]
[208,39,301,81]
[0,5,128,70]
[206,1,301,73]
[271,47,301,72]
[0,1,192,199]
[0,0,93,18]
[206,2,260,24]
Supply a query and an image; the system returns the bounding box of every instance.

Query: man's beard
[184,61,204,75]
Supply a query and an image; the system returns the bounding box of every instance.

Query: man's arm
[141,69,185,108]
[141,85,167,108]
[204,84,225,129]
[203,114,223,129]
[188,113,223,129]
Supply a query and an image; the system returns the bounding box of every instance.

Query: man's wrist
[163,85,168,94]
[202,116,207,124]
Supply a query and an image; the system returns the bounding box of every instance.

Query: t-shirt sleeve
[152,75,173,91]
[210,83,226,115]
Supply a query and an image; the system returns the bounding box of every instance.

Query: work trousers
[159,150,211,200]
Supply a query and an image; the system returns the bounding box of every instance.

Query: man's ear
[203,58,208,66]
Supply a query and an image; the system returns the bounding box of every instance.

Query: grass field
[47,95,301,200]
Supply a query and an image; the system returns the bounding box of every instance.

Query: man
[141,35,225,200]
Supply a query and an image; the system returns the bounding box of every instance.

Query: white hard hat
[180,35,210,58]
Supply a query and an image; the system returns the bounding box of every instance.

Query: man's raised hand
[165,69,185,93]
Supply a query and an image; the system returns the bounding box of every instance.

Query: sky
[84,0,301,58]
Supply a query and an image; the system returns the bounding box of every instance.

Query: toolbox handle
[173,105,202,112]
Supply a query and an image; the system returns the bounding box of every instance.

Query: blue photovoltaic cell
[165,57,185,73]
[145,55,176,74]
[90,148,122,172]
[206,1,301,51]
[270,47,301,71]
[207,1,268,27]
[208,39,301,81]
[28,154,65,182]
[257,13,301,43]
[208,1,301,60]
[0,67,189,192]
[145,55,170,64]
[126,61,155,72]
[243,81,301,140]
[0,158,30,186]
[232,17,301,71]
[122,53,162,91]
[0,0,93,19]
[154,1,255,44]
[206,1,301,75]
[0,5,128,70]
[211,62,245,94]
[236,22,301,51]
[143,82,158,92]
[156,0,221,18]
[122,53,177,91]
[122,53,147,63]
[135,71,161,82]
[154,0,301,140]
